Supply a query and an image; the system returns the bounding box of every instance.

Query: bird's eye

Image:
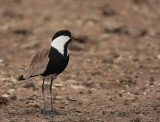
[63,34,67,36]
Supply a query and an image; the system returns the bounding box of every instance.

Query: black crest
[52,30,71,41]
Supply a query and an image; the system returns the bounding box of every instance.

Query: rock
[79,91,84,94]
[131,92,139,95]
[124,100,129,105]
[66,96,76,101]
[101,4,116,16]
[82,82,93,88]
[104,26,128,35]
[2,94,10,98]
[0,96,9,105]
[3,9,15,17]
[8,109,16,114]
[149,77,154,82]
[135,108,141,114]
[13,29,28,35]
[88,89,92,94]
[2,91,17,101]
[134,75,139,78]
[104,58,113,64]
[149,77,154,85]
[10,119,18,122]
[54,83,62,87]
[27,101,40,108]
[118,93,123,97]
[156,55,160,60]
[117,112,126,117]
[123,93,137,101]
[91,71,101,76]
[7,89,15,95]
[10,95,17,101]
[130,118,142,122]
[128,27,147,37]
[0,59,4,63]
[132,58,139,62]
[56,96,63,100]
[24,82,35,89]
[118,77,136,86]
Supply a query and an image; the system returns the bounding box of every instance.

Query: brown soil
[0,0,160,121]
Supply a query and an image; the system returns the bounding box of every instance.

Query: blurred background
[0,0,160,121]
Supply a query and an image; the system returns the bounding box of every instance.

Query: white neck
[51,35,70,56]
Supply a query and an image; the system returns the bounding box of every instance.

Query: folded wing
[22,48,50,79]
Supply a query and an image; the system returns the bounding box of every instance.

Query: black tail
[19,75,25,81]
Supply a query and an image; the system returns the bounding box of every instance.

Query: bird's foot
[41,109,47,115]
[50,109,60,115]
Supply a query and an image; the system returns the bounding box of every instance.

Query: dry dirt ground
[0,0,160,121]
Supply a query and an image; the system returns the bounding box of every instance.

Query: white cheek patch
[51,36,70,55]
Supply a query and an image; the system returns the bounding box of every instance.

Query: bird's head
[51,30,78,55]
[52,30,78,42]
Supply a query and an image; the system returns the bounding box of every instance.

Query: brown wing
[23,48,50,79]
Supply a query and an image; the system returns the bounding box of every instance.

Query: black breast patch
[42,47,69,77]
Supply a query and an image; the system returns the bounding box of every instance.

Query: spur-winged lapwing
[19,30,78,114]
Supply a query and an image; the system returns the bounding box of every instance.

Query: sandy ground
[0,0,160,121]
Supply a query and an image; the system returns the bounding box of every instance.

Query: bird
[19,30,78,114]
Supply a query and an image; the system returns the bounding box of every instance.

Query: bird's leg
[42,78,46,114]
[50,77,54,112]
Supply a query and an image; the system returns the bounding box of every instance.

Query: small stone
[133,118,141,122]
[150,77,154,82]
[107,64,112,68]
[0,59,4,63]
[135,108,141,114]
[10,95,17,101]
[88,89,92,94]
[10,119,17,122]
[134,75,139,78]
[56,96,63,100]
[113,53,120,58]
[102,6,116,16]
[14,29,28,35]
[131,92,139,95]
[0,96,9,105]
[28,101,40,108]
[117,112,126,117]
[149,82,154,85]
[105,58,113,64]
[24,82,35,89]
[156,55,160,59]
[3,9,15,17]
[132,58,139,62]
[119,93,123,97]
[82,82,93,88]
[66,96,76,101]
[124,100,129,105]
[54,83,62,87]
[8,109,16,114]
[7,89,15,95]
[2,94,9,98]
[91,71,101,76]
[78,102,83,105]
[79,91,84,94]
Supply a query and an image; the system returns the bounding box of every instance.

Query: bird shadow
[41,109,61,116]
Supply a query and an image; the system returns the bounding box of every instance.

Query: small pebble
[24,82,35,89]
[135,108,141,114]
